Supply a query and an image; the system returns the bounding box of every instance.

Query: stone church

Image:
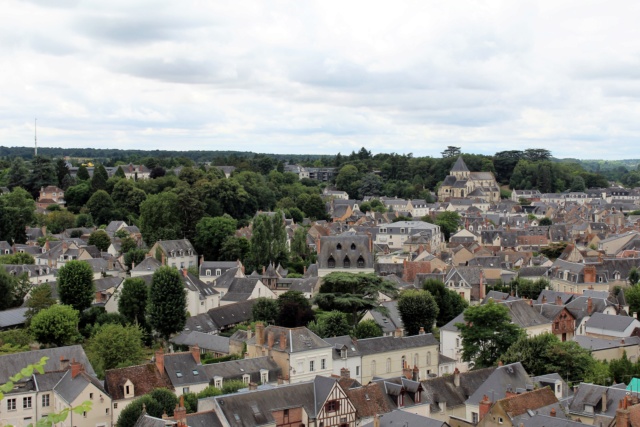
[438,156,501,203]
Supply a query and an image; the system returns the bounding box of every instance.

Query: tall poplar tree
[148,266,186,340]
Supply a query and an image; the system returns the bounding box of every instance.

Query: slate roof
[585,312,638,332]
[220,278,261,302]
[104,363,172,400]
[202,356,281,383]
[496,387,558,419]
[0,307,28,328]
[499,300,552,329]
[324,336,362,360]
[157,239,197,255]
[568,383,628,419]
[356,333,438,356]
[421,366,497,412]
[451,156,469,172]
[185,313,219,334]
[364,300,404,335]
[520,415,590,427]
[33,371,67,391]
[361,409,446,427]
[163,352,207,387]
[466,362,533,406]
[134,415,176,427]
[249,326,331,353]
[171,331,230,354]
[207,299,257,330]
[0,345,95,383]
[536,290,575,305]
[575,335,640,351]
[440,312,465,332]
[54,369,107,405]
[94,276,123,292]
[200,261,238,277]
[184,411,223,427]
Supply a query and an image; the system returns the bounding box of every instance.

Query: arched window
[336,243,342,251]
[371,360,376,376]
[328,256,335,269]
[386,358,391,373]
[357,256,365,268]
[343,256,350,268]
[351,243,356,250]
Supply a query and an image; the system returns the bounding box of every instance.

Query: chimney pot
[155,349,165,374]
[267,330,275,349]
[279,330,287,351]
[256,322,265,346]
[550,408,556,417]
[190,345,201,364]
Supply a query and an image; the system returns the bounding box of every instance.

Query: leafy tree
[58,260,95,311]
[116,389,178,427]
[441,146,461,158]
[625,284,640,315]
[297,194,328,220]
[539,217,552,226]
[0,252,35,265]
[56,158,71,187]
[88,323,144,375]
[251,297,279,323]
[422,279,468,326]
[501,333,594,380]
[629,268,640,286]
[456,300,525,368]
[0,187,36,244]
[148,266,187,340]
[86,190,116,225]
[27,156,57,197]
[354,319,383,339]
[316,273,398,326]
[77,165,90,181]
[277,290,315,328]
[118,278,149,326]
[194,215,237,261]
[308,311,351,338]
[0,268,15,310]
[75,213,94,227]
[11,273,32,308]
[30,304,79,346]
[124,248,147,271]
[139,192,182,246]
[435,211,460,240]
[514,278,549,300]
[7,157,29,189]
[609,351,635,383]
[397,289,439,335]
[290,227,311,264]
[114,166,126,179]
[45,210,76,234]
[111,179,147,215]
[523,148,552,161]
[91,164,109,192]
[120,236,138,254]
[222,380,246,394]
[584,359,611,386]
[220,236,250,262]
[335,165,361,199]
[88,230,111,252]
[25,283,56,325]
[570,175,586,192]
[249,212,288,270]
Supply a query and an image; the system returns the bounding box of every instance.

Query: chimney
[550,408,556,417]
[190,345,201,364]
[155,349,165,374]
[479,270,485,300]
[453,368,460,387]
[368,233,373,252]
[161,252,166,266]
[602,392,608,413]
[256,322,265,346]
[199,255,204,266]
[616,397,631,427]
[173,396,187,427]
[70,359,84,379]
[95,290,103,303]
[588,297,594,315]
[247,328,253,340]
[584,265,596,283]
[262,266,266,275]
[373,414,380,427]
[131,261,135,270]
[277,375,284,385]
[403,366,412,380]
[556,295,562,306]
[268,330,275,349]
[182,268,188,277]
[505,385,517,399]
[542,294,547,304]
[498,360,504,366]
[479,395,492,421]
[419,327,425,335]
[394,328,403,338]
[634,312,638,319]
[249,382,258,391]
[412,365,419,381]
[59,356,70,370]
[340,367,350,379]
[279,330,287,351]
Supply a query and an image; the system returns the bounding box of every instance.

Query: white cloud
[1,0,640,159]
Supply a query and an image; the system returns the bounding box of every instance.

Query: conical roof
[451,156,469,172]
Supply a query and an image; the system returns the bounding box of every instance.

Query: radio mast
[34,118,38,157]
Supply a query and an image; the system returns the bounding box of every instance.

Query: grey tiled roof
[421,366,496,412]
[356,334,438,356]
[585,312,638,332]
[575,335,640,351]
[0,345,95,383]
[201,356,281,383]
[0,307,28,328]
[466,362,532,406]
[163,352,207,387]
[171,331,230,353]
[54,370,107,404]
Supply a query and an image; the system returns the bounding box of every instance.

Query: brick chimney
[268,330,275,349]
[173,396,187,427]
[279,330,287,351]
[453,368,460,387]
[588,297,594,315]
[199,255,204,266]
[602,391,608,413]
[402,365,412,379]
[550,408,556,417]
[249,382,258,390]
[155,349,165,374]
[498,360,504,366]
[161,252,166,266]
[584,265,596,283]
[479,395,492,421]
[394,328,404,338]
[190,345,201,364]
[340,367,350,379]
[70,359,84,379]
[182,268,188,278]
[412,365,419,381]
[556,295,562,306]
[505,385,517,398]
[256,322,265,346]
[542,294,547,304]
[479,270,485,300]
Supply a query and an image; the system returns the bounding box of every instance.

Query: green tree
[58,260,95,311]
[25,283,56,325]
[139,192,182,246]
[441,146,462,158]
[277,290,315,328]
[194,215,237,261]
[77,165,90,181]
[422,279,468,326]
[88,230,111,252]
[0,252,35,265]
[222,380,246,394]
[251,297,279,323]
[56,158,71,187]
[65,182,92,213]
[308,311,351,338]
[0,187,36,244]
[120,236,138,254]
[315,273,398,326]
[297,194,328,220]
[45,210,76,234]
[124,249,147,271]
[290,227,311,263]
[629,268,640,286]
[88,323,144,375]
[335,165,361,199]
[86,190,115,225]
[30,304,79,346]
[7,157,29,189]
[220,236,250,262]
[0,268,15,310]
[116,389,178,427]
[625,284,640,316]
[249,212,288,270]
[434,211,460,240]
[114,166,126,179]
[354,319,383,339]
[91,164,109,192]
[539,217,552,226]
[456,300,525,368]
[148,267,187,340]
[118,278,149,326]
[27,156,57,197]
[111,179,147,216]
[397,289,439,335]
[501,333,594,380]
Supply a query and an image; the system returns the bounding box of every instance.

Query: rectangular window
[7,398,16,411]
[183,387,190,394]
[42,394,50,407]
[309,360,315,372]
[472,413,479,423]
[89,393,93,399]
[321,359,326,370]
[114,403,118,409]
[106,408,110,415]
[325,400,340,412]
[23,397,32,409]
[356,366,360,376]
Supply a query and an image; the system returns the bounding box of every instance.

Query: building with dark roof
[438,157,500,203]
[317,234,374,277]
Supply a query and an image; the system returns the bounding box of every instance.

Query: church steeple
[451,156,469,179]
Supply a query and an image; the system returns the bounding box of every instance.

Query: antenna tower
[34,118,38,157]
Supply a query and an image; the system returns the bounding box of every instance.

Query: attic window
[328,257,335,269]
[337,243,342,250]
[351,243,356,250]
[343,256,351,269]
[192,370,199,375]
[176,372,183,378]
[357,256,365,268]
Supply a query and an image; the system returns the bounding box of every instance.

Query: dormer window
[216,269,221,276]
[343,256,350,268]
[328,257,335,269]
[336,243,342,250]
[206,269,211,276]
[351,243,356,250]
[357,256,365,268]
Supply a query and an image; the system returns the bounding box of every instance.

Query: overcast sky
[2,1,640,159]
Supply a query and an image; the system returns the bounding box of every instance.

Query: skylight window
[176,372,183,378]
